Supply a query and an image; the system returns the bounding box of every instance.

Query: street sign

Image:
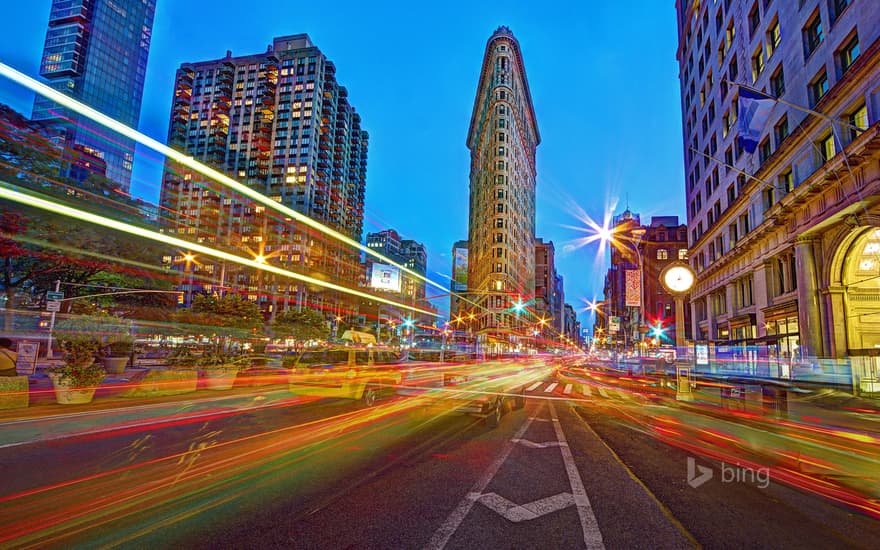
[47,291,64,301]
[46,300,61,312]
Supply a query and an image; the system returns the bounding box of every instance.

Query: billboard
[625,269,641,307]
[452,246,468,291]
[370,263,401,292]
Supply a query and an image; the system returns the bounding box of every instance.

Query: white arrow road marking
[424,409,542,550]
[551,402,606,549]
[544,382,558,393]
[511,438,567,449]
[563,384,573,394]
[597,387,609,398]
[473,492,575,522]
[526,381,543,392]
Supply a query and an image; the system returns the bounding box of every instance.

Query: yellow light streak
[0,62,449,296]
[0,185,438,317]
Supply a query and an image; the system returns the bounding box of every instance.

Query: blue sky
[0,1,685,329]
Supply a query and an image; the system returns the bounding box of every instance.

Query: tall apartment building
[33,0,156,191]
[676,1,880,374]
[159,34,368,318]
[466,26,540,350]
[534,238,558,343]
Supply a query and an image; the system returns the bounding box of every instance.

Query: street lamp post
[630,228,646,357]
[183,253,195,307]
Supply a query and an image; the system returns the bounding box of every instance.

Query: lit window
[657,249,668,260]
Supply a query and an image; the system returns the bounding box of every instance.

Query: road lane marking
[544,383,558,393]
[526,381,543,392]
[582,385,592,397]
[563,384,573,395]
[550,403,606,549]
[597,387,609,398]
[511,438,567,448]
[474,492,575,522]
[424,407,542,550]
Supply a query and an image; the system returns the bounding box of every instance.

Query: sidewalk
[0,364,297,450]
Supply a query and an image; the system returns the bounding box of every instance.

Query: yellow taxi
[287,348,403,406]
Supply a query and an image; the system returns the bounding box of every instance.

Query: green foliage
[54,336,105,388]
[272,308,330,342]
[166,346,199,368]
[190,294,264,330]
[105,334,135,356]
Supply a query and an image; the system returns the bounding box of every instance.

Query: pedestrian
[0,337,17,377]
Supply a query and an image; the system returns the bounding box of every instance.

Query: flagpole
[724,79,866,133]
[688,147,784,190]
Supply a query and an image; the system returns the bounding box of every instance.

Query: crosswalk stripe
[563,384,572,395]
[544,383,558,393]
[581,385,592,397]
[526,381,543,392]
[597,387,609,398]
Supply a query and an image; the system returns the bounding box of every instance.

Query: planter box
[202,369,238,390]
[0,376,29,409]
[101,356,129,375]
[49,374,97,405]
[124,369,198,397]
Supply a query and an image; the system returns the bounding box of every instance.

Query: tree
[190,294,263,331]
[272,309,330,342]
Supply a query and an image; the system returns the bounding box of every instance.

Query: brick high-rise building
[676,0,880,379]
[159,34,368,318]
[33,0,156,191]
[466,26,540,351]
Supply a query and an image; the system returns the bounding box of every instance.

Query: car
[400,359,529,428]
[286,348,404,406]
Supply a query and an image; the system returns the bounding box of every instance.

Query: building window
[779,169,794,193]
[766,19,781,57]
[819,133,836,162]
[838,32,860,74]
[496,189,504,199]
[770,65,785,97]
[748,2,760,36]
[774,115,789,146]
[809,69,828,106]
[829,0,851,23]
[751,45,765,81]
[850,104,868,140]
[657,249,668,260]
[759,137,772,163]
[763,187,776,211]
[496,203,504,213]
[803,12,823,58]
[678,249,688,260]
[495,218,504,228]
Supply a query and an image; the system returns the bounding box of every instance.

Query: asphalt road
[1,370,879,549]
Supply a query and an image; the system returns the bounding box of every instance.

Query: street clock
[659,262,696,295]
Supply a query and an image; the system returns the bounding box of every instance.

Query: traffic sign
[47,291,64,301]
[46,300,61,312]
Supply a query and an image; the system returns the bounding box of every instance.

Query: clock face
[663,265,695,293]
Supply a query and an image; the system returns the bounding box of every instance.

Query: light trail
[0,184,437,317]
[0,62,450,296]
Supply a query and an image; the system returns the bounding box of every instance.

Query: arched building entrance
[825,225,880,390]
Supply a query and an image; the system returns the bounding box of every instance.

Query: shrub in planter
[50,336,105,404]
[199,349,250,390]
